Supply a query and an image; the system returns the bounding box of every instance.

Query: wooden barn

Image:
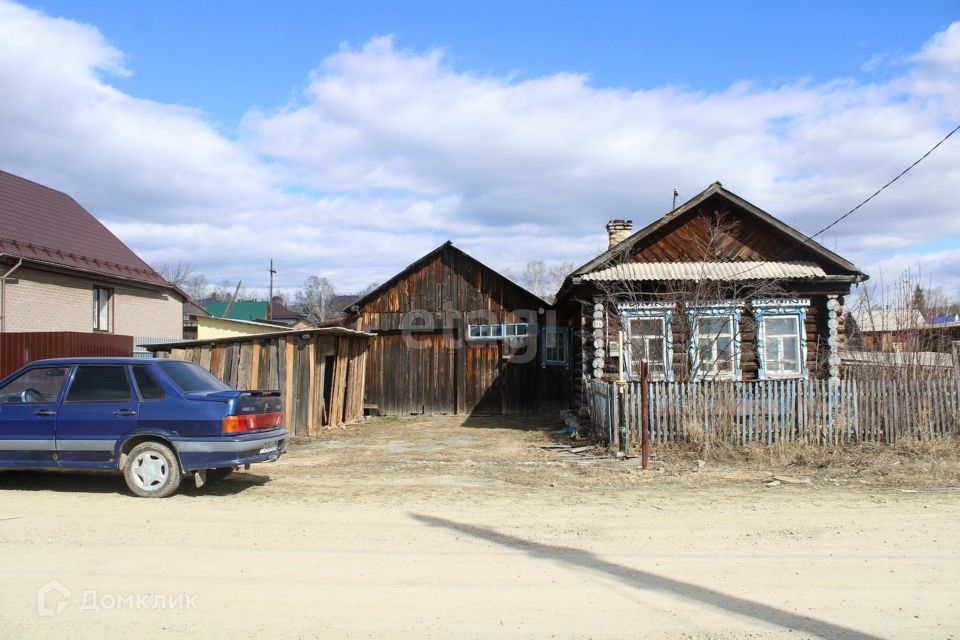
[555,182,868,413]
[342,242,571,415]
[146,327,371,435]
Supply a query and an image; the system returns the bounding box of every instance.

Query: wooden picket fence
[587,377,960,448]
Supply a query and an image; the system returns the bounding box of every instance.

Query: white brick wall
[2,266,183,338]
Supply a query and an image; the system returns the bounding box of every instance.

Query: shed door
[462,339,502,414]
[365,331,456,415]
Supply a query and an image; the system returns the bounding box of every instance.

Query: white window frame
[467,322,531,341]
[542,327,568,366]
[687,302,742,381]
[467,324,502,340]
[753,298,809,380]
[93,286,111,332]
[618,302,674,381]
[503,323,529,338]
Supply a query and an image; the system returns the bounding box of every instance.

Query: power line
[805,121,960,243]
[729,121,960,280]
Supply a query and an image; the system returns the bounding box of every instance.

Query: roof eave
[1,253,186,299]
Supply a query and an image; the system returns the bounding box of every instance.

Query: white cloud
[1,0,960,299]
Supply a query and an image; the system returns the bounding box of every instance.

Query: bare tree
[845,268,956,379]
[545,260,576,301]
[358,281,380,296]
[210,278,245,303]
[154,260,211,302]
[296,275,337,324]
[182,274,210,302]
[154,260,194,287]
[521,260,546,297]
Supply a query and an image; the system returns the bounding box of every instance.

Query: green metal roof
[204,300,269,321]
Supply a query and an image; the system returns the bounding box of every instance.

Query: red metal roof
[0,169,169,288]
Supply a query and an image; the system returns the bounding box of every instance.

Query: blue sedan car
[0,357,287,497]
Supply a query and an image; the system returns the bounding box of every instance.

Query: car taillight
[222,412,282,434]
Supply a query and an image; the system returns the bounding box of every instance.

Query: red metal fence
[0,332,133,379]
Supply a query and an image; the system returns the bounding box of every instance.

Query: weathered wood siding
[355,244,570,415]
[628,193,823,267]
[153,332,369,436]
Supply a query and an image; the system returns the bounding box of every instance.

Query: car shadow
[0,469,270,498]
[411,513,882,640]
[178,473,271,498]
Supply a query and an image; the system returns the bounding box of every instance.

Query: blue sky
[29,1,959,125]
[3,1,960,297]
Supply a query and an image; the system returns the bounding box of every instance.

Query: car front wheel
[123,442,181,498]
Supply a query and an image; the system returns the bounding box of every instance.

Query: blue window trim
[541,326,569,367]
[687,302,743,381]
[617,303,674,381]
[753,298,809,380]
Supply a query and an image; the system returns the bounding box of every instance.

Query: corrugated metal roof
[0,170,170,288]
[205,301,269,321]
[849,308,926,333]
[580,261,827,282]
[142,326,374,351]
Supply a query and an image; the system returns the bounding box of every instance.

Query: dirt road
[1,415,958,639]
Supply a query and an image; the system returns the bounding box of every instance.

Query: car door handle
[112,409,137,417]
[33,410,56,417]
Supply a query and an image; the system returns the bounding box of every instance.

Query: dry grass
[647,436,960,486]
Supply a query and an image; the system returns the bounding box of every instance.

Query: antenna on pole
[672,188,679,209]
[268,259,277,320]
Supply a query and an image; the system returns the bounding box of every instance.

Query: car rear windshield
[156,360,231,393]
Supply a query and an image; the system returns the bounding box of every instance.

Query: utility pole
[268,259,276,320]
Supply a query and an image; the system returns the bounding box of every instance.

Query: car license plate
[259,442,278,454]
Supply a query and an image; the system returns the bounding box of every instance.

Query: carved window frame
[753,298,809,380]
[617,302,674,382]
[687,301,743,381]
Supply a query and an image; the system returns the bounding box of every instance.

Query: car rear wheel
[123,442,181,498]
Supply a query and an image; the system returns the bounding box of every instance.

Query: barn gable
[347,242,567,416]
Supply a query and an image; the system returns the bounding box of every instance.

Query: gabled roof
[270,299,303,321]
[0,169,173,290]
[349,240,549,311]
[571,182,866,279]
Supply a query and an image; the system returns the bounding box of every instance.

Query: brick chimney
[606,219,633,249]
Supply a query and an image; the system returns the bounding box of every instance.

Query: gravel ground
[1,414,958,639]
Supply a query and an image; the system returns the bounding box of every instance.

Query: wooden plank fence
[587,377,960,448]
[147,329,370,437]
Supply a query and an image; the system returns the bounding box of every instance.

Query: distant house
[204,298,308,328]
[846,308,960,362]
[182,299,209,340]
[343,241,569,415]
[846,308,926,352]
[554,182,868,412]
[0,170,185,339]
[194,315,295,340]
